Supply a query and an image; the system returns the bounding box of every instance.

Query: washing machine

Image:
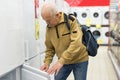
[70,7,80,16]
[77,7,91,26]
[89,7,102,25]
[70,7,82,21]
[101,6,110,25]
[90,27,109,45]
[70,7,78,12]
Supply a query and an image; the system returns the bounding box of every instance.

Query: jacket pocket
[62,32,70,36]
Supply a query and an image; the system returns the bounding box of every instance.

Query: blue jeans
[54,61,88,80]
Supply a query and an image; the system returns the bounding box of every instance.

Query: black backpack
[64,13,99,57]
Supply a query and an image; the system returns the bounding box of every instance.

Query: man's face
[42,12,57,27]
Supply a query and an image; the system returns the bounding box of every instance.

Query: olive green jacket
[44,12,88,65]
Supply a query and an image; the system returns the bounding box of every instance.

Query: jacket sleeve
[44,28,55,65]
[59,18,84,64]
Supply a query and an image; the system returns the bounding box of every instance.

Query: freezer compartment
[0,70,16,80]
[0,67,21,80]
[21,64,51,80]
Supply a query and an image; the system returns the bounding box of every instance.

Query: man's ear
[55,13,59,17]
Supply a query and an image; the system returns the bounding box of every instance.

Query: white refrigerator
[0,0,50,80]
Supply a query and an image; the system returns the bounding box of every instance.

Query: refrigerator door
[0,0,25,77]
[21,64,51,80]
[23,0,38,60]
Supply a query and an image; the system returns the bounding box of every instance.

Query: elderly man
[40,2,89,80]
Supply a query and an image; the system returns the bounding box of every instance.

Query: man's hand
[47,61,63,75]
[40,63,49,72]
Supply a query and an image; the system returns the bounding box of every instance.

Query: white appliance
[0,0,51,79]
[0,64,50,80]
[101,6,109,25]
[89,7,102,25]
[77,7,91,25]
[21,64,50,80]
[0,0,25,77]
[90,27,109,45]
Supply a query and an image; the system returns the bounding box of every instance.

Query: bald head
[41,2,61,27]
[41,2,58,19]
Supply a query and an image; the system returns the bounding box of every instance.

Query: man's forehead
[42,12,52,20]
[42,8,51,15]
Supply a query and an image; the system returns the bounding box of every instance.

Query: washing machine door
[21,64,50,80]
[93,30,101,39]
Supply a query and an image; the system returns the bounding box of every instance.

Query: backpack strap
[48,13,76,30]
[68,14,75,21]
[64,13,71,30]
[53,13,71,28]
[64,13,77,30]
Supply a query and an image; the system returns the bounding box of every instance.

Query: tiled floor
[67,46,118,80]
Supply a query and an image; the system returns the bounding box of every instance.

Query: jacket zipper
[55,22,66,38]
[56,26,59,38]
